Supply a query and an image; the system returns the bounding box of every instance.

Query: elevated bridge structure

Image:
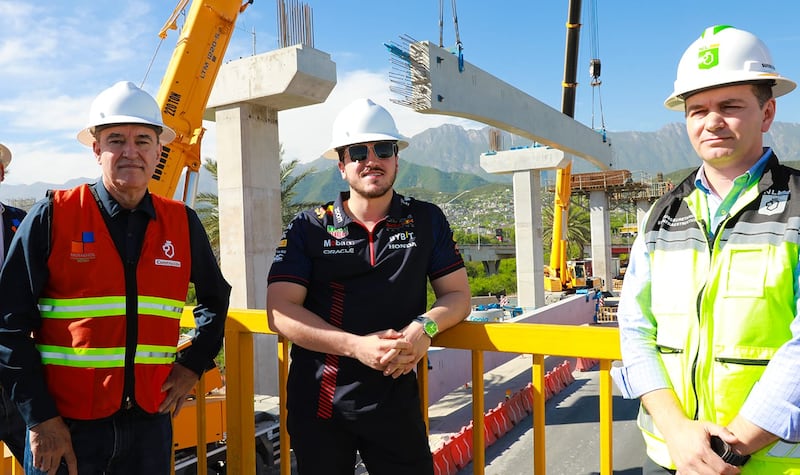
[388,39,612,309]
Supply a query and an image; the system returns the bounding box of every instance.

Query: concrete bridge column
[512,170,546,309]
[589,191,613,291]
[483,260,501,276]
[207,45,336,395]
[636,199,650,228]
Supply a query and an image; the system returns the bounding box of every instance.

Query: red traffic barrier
[520,384,533,412]
[483,414,498,447]
[491,402,514,438]
[448,424,474,469]
[575,357,599,372]
[505,391,526,424]
[432,443,457,475]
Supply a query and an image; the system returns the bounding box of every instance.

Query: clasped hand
[352,327,431,379]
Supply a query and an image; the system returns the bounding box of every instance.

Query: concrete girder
[398,41,612,170]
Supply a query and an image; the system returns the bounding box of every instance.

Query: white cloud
[2,140,98,186]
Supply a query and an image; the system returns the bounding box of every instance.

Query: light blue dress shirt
[611,148,800,442]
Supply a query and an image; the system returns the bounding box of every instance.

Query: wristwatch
[414,315,439,338]
[710,435,750,466]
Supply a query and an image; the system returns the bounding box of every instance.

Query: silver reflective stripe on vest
[767,440,800,458]
[38,296,125,319]
[135,344,177,365]
[138,296,184,319]
[36,345,126,368]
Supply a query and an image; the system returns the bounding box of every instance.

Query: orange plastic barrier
[505,391,527,424]
[448,424,474,470]
[432,444,457,475]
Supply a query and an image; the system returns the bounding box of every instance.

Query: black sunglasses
[341,141,398,162]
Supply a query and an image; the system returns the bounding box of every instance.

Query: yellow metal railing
[3,308,622,475]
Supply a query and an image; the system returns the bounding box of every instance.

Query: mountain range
[4,121,800,205]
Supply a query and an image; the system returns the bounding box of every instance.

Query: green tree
[281,158,316,226]
[541,196,592,260]
[196,159,220,263]
[196,153,317,259]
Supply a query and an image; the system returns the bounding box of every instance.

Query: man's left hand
[380,322,431,378]
[159,363,200,417]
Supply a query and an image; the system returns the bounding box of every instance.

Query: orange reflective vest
[36,184,190,419]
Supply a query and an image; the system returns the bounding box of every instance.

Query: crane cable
[439,0,464,72]
[141,0,190,87]
[586,0,607,140]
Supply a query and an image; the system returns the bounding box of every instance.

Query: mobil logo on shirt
[322,237,356,255]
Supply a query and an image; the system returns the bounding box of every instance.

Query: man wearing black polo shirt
[267,98,471,475]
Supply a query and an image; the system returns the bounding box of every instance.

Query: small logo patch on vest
[155,240,182,268]
[759,190,789,216]
[70,231,96,263]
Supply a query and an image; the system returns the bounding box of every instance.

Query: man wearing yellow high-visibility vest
[613,25,800,474]
[0,81,230,475]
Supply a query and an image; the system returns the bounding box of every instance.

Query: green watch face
[423,319,438,337]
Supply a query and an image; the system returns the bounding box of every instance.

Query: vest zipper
[715,357,770,366]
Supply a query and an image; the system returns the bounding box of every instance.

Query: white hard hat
[665,25,796,110]
[77,81,176,146]
[0,143,10,169]
[321,98,409,159]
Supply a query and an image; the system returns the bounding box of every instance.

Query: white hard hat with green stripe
[664,25,796,110]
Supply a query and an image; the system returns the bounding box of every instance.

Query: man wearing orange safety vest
[0,81,231,475]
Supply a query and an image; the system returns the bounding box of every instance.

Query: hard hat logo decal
[698,45,719,70]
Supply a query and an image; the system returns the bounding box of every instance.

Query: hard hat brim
[322,134,409,160]
[0,143,11,168]
[664,76,797,110]
[77,118,177,146]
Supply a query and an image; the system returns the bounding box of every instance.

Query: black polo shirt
[268,191,464,419]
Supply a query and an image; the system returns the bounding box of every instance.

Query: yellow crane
[149,0,253,205]
[144,2,285,473]
[545,0,604,293]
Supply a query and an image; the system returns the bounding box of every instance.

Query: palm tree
[280,158,316,227]
[541,195,592,260]
[196,159,220,263]
[196,152,317,260]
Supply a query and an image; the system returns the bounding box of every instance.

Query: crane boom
[546,0,582,291]
[150,0,253,205]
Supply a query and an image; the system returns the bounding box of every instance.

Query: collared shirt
[0,182,231,427]
[612,148,800,441]
[268,191,464,419]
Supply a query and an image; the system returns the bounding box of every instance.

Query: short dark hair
[751,81,774,108]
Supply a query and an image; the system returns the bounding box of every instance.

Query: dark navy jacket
[1,204,26,258]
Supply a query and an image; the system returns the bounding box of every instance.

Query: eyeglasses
[341,141,398,162]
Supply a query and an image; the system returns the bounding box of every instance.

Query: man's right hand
[352,329,411,371]
[28,416,77,475]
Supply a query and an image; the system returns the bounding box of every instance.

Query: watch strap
[710,436,750,467]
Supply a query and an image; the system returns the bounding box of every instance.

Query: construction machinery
[172,337,280,474]
[149,0,252,206]
[149,1,281,473]
[545,0,604,293]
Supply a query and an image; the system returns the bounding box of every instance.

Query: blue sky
[2,0,800,185]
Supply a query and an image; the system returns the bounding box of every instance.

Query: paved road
[453,363,645,474]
